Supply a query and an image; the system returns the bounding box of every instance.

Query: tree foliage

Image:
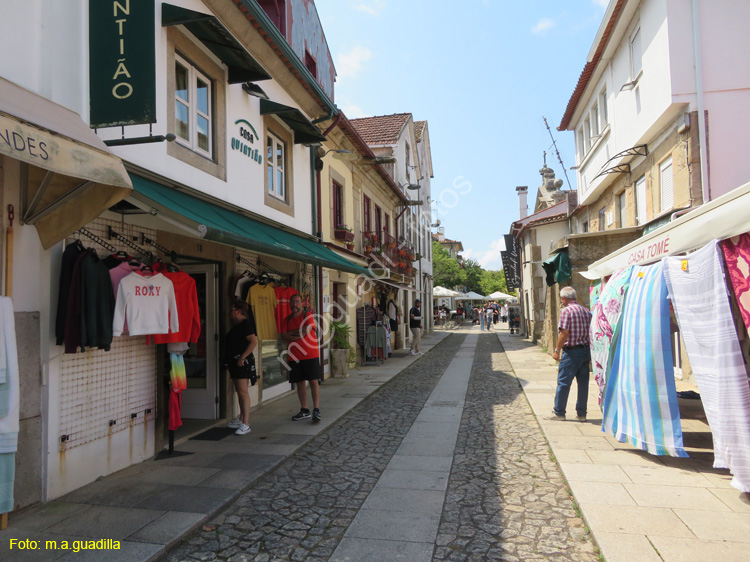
[479,269,510,296]
[432,241,465,288]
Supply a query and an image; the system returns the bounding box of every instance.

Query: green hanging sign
[90,0,156,128]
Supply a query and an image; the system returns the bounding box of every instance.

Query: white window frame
[174,54,212,158]
[630,27,643,79]
[600,87,608,127]
[577,128,585,159]
[267,131,286,201]
[635,175,647,225]
[591,103,599,138]
[584,117,592,149]
[660,156,674,212]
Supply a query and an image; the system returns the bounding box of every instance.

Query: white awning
[582,181,750,279]
[0,77,132,249]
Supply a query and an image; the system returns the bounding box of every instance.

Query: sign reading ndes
[90,0,156,128]
[502,234,521,289]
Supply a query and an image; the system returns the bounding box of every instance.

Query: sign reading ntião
[90,0,156,128]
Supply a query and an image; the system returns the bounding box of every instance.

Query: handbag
[228,353,258,385]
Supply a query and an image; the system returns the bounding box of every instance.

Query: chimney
[516,186,528,219]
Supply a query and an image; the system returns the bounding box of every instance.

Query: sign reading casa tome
[90,0,156,128]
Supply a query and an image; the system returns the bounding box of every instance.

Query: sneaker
[235,423,251,435]
[292,409,311,421]
[576,415,587,422]
[417,351,424,355]
[545,410,566,421]
[227,418,242,429]
[312,408,321,422]
[410,350,417,356]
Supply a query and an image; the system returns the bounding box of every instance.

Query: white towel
[664,241,750,493]
[0,297,20,453]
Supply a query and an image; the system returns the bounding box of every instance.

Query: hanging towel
[0,297,19,452]
[541,250,572,286]
[601,263,688,457]
[169,353,188,392]
[168,389,183,431]
[720,234,750,332]
[664,241,750,493]
[590,268,631,406]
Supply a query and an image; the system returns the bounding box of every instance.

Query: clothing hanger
[115,250,129,260]
[166,262,180,273]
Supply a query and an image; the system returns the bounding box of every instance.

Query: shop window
[258,0,286,37]
[660,156,674,213]
[166,28,226,180]
[332,180,343,229]
[635,175,647,224]
[174,54,212,157]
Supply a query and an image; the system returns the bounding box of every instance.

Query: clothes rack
[141,234,178,261]
[108,227,154,260]
[76,227,118,254]
[236,254,262,273]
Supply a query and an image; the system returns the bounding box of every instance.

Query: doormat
[190,427,236,441]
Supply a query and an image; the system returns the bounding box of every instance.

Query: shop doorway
[180,264,219,419]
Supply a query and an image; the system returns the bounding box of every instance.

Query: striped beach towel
[602,263,688,457]
[664,241,750,492]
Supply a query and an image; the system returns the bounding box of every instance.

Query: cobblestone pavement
[167,334,467,562]
[166,333,600,562]
[433,335,599,562]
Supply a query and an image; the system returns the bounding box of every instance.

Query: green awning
[260,99,327,144]
[128,175,371,276]
[162,4,271,84]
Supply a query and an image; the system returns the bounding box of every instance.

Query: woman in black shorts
[225,300,258,435]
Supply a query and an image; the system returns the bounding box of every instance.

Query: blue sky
[315,0,609,270]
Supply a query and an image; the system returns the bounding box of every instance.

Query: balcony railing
[363,231,417,278]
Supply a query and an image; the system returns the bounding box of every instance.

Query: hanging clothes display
[247,283,278,341]
[356,305,377,347]
[601,263,688,457]
[387,299,399,332]
[274,285,297,333]
[112,272,179,336]
[590,267,631,406]
[152,272,201,345]
[79,251,116,352]
[0,297,19,513]
[589,278,603,310]
[169,353,188,392]
[168,388,183,431]
[664,241,750,492]
[720,233,750,332]
[56,240,84,346]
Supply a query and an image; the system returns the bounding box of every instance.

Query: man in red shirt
[550,286,592,421]
[280,293,322,422]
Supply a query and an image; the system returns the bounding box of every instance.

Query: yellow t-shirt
[247,283,278,341]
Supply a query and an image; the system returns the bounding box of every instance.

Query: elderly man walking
[549,286,592,421]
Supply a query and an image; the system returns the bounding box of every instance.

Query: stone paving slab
[499,328,750,562]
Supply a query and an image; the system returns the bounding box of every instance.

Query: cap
[415,299,421,303]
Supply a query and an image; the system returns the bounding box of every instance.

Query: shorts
[288,357,322,383]
[227,354,257,384]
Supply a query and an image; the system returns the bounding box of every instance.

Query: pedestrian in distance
[549,286,592,421]
[280,293,322,422]
[479,307,485,331]
[409,299,423,355]
[484,305,493,331]
[225,300,258,435]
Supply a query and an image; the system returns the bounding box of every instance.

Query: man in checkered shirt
[550,286,592,421]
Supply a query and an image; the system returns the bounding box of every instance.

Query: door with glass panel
[180,264,219,419]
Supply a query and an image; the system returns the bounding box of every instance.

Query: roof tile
[350,113,411,145]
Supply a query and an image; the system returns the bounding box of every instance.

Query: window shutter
[660,157,674,212]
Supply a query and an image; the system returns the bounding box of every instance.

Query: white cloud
[593,0,610,8]
[464,238,506,270]
[354,0,386,16]
[336,45,373,80]
[340,103,367,118]
[531,17,556,34]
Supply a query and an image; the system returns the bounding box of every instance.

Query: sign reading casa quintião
[232,119,262,165]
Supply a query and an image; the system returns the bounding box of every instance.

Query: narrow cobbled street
[167,333,599,562]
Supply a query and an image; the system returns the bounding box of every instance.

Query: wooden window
[363,195,371,233]
[267,130,286,201]
[598,207,606,231]
[258,0,286,36]
[174,54,212,157]
[374,206,382,245]
[332,181,343,228]
[384,213,390,237]
[304,50,317,79]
